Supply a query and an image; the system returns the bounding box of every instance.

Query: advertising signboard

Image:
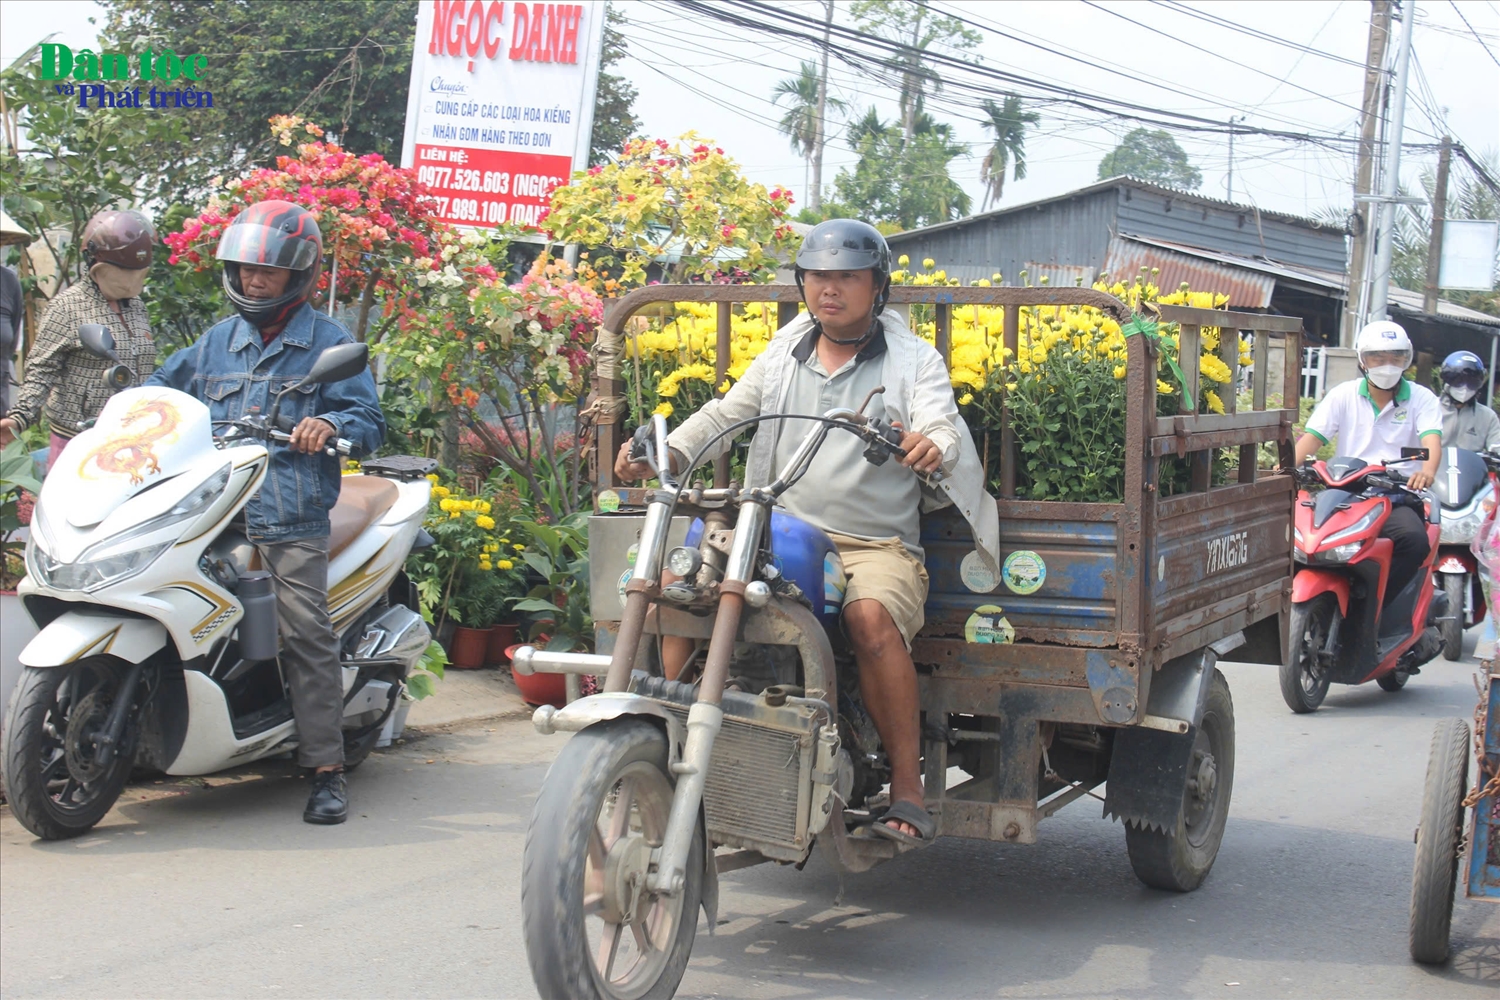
[400,1,605,229]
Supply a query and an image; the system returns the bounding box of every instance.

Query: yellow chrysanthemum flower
[958,392,974,405]
[1199,354,1233,384]
[498,559,514,571]
[476,514,496,530]
[1157,380,1177,395]
[1113,364,1127,379]
[1205,390,1226,414]
[897,254,910,266]
[922,257,935,269]
[653,401,674,418]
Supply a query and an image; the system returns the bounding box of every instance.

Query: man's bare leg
[843,598,925,838]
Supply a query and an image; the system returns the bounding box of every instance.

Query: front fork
[624,497,769,895]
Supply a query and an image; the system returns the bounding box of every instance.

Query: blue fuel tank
[685,510,847,624]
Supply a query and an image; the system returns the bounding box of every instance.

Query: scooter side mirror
[268,343,369,430]
[299,342,370,388]
[78,324,119,361]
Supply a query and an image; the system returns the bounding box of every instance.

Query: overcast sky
[4,0,1497,224]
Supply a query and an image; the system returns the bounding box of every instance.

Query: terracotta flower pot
[447,625,494,670]
[507,641,567,708]
[486,623,521,665]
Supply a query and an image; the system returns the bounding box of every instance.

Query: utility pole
[1226,115,1245,202]
[1343,0,1392,346]
[810,0,832,212]
[1423,135,1452,313]
[1365,0,1415,324]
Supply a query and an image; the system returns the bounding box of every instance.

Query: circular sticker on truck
[1002,550,1046,595]
[960,550,998,593]
[965,605,1014,644]
[597,489,621,513]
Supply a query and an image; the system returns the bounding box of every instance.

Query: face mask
[1365,365,1404,391]
[1448,384,1479,404]
[90,262,147,302]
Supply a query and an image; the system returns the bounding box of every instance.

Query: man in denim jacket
[148,202,384,824]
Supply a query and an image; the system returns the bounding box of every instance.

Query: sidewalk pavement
[403,664,531,731]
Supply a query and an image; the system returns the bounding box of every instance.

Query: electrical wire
[1449,0,1500,67]
[664,0,1452,155]
[1075,0,1372,121]
[1147,0,1369,69]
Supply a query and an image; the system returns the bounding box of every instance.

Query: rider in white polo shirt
[1294,320,1442,604]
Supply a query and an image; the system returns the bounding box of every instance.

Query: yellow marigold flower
[513,543,526,552]
[498,559,514,570]
[425,473,439,483]
[450,511,461,519]
[439,497,455,511]
[476,514,496,530]
[1157,379,1176,395]
[1114,364,1127,379]
[1205,390,1226,414]
[653,401,674,418]
[432,485,451,499]
[898,254,910,266]
[922,257,935,269]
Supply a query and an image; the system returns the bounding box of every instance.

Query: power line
[1147,1,1368,69]
[1076,0,1372,121]
[1449,0,1500,67]
[667,0,1451,156]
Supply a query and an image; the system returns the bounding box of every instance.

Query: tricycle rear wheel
[1125,668,1235,892]
[1409,717,1470,964]
[522,718,703,1000]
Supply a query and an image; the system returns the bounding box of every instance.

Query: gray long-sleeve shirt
[1440,394,1500,452]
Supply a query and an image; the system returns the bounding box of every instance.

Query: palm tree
[979,94,1040,210]
[773,61,846,201]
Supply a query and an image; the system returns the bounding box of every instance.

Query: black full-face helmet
[793,219,893,316]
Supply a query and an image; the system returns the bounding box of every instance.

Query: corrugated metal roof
[1102,236,1276,308]
[889,176,1345,243]
[1110,235,1345,291]
[1387,285,1500,328]
[1024,261,1097,288]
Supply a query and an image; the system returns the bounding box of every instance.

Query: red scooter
[1282,449,1448,713]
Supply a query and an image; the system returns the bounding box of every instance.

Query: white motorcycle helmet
[1354,320,1413,391]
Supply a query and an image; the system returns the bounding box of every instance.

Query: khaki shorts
[829,533,929,648]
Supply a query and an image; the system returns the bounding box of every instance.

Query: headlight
[666,545,702,579]
[32,540,173,592]
[26,462,230,593]
[1321,507,1382,548]
[1311,542,1363,563]
[1440,508,1486,545]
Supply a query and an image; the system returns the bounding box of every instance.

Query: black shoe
[304,769,348,825]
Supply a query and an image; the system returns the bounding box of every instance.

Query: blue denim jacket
[147,304,385,542]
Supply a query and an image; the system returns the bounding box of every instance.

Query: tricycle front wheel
[522,718,703,1000]
[1409,717,1470,964]
[1125,668,1235,892]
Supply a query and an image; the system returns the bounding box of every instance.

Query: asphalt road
[3,650,1498,999]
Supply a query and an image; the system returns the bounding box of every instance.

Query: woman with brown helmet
[0,209,158,468]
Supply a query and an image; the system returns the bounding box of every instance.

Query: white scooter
[2,325,435,840]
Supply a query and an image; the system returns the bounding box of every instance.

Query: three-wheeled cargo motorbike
[516,285,1300,1000]
[1409,449,1500,964]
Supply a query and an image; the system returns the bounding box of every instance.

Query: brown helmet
[82,209,156,270]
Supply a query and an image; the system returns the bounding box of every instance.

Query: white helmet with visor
[1354,320,1412,391]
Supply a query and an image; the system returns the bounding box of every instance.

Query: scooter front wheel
[2,661,137,840]
[523,718,702,1000]
[1281,595,1336,713]
[1440,573,1466,661]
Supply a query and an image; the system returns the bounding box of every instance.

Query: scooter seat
[328,476,400,560]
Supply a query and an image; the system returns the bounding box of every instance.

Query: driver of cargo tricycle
[614,219,1001,846]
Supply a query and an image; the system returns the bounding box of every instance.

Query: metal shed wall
[888,188,1120,286]
[1112,186,1347,272]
